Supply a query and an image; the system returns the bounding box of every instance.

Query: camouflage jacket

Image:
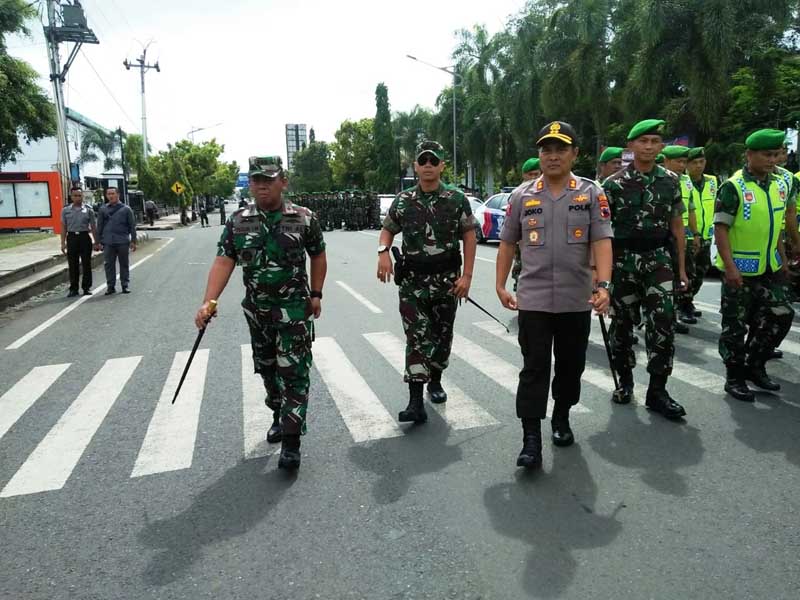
[217,199,325,322]
[382,183,477,257]
[602,164,684,240]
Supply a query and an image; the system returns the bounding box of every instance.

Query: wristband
[310,290,323,299]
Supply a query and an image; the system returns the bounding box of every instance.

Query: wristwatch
[377,245,390,254]
[595,280,612,292]
[310,290,323,299]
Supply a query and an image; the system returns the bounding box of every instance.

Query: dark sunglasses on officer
[417,152,441,167]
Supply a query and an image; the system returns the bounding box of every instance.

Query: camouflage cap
[248,155,283,178]
[415,140,445,161]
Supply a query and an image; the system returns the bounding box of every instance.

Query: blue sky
[8,0,526,169]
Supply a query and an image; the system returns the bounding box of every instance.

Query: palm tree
[78,128,122,172]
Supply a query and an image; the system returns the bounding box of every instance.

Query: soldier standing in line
[597,147,624,182]
[195,156,327,470]
[496,121,613,469]
[377,140,477,424]
[715,130,795,402]
[686,147,718,317]
[603,119,688,420]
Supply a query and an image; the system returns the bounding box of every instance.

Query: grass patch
[0,233,55,251]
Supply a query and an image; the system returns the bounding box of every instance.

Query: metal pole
[117,128,128,204]
[140,50,148,161]
[46,0,72,199]
[452,71,457,185]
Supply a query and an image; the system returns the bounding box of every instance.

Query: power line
[79,48,138,130]
[108,0,136,34]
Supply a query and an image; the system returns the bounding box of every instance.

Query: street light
[187,122,223,142]
[406,54,460,184]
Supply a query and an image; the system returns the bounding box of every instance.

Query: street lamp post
[406,54,460,184]
[187,122,223,143]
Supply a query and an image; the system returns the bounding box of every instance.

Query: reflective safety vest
[715,170,786,276]
[679,174,695,239]
[690,174,718,241]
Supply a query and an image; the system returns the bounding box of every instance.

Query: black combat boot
[517,418,543,469]
[551,404,574,447]
[678,305,697,324]
[427,369,447,404]
[645,374,686,419]
[724,366,755,402]
[689,302,702,318]
[267,409,282,444]
[612,368,634,404]
[675,320,690,334]
[278,434,301,470]
[746,360,781,392]
[767,349,784,361]
[398,382,427,423]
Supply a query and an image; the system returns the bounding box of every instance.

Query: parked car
[473,193,512,243]
[466,195,483,214]
[378,194,395,218]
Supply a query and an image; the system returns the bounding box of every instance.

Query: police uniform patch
[569,179,577,190]
[744,191,755,203]
[536,180,544,192]
[525,199,541,207]
[574,194,588,203]
[529,229,540,243]
[527,218,538,227]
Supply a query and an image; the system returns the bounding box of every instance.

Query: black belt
[612,237,669,252]
[404,251,462,275]
[67,231,90,235]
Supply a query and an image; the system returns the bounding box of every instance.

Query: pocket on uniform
[567,211,590,244]
[238,238,263,266]
[524,226,544,247]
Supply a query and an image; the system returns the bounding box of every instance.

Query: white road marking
[1,356,141,498]
[335,280,383,314]
[363,332,499,429]
[451,332,591,415]
[6,238,174,350]
[358,231,379,238]
[475,256,495,263]
[0,364,71,442]
[312,337,403,442]
[131,349,209,478]
[241,344,278,459]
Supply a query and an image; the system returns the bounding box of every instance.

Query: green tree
[291,141,333,192]
[330,118,375,188]
[373,83,396,192]
[392,105,433,173]
[0,0,56,164]
[78,128,122,172]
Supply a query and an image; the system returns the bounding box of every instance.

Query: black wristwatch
[595,280,612,293]
[310,290,323,299]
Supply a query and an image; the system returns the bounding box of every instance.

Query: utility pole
[124,44,160,162]
[116,128,128,203]
[43,1,99,199]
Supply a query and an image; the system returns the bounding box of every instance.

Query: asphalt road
[1,223,798,600]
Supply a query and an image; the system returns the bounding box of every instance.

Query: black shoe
[690,303,702,318]
[724,379,755,402]
[67,290,79,297]
[104,288,116,295]
[82,289,92,296]
[517,419,542,469]
[645,376,686,419]
[678,308,697,324]
[278,435,301,470]
[427,380,447,404]
[267,410,282,444]
[632,335,640,346]
[398,383,427,423]
[767,349,784,361]
[612,369,634,405]
[746,363,781,391]
[551,418,574,447]
[121,287,130,294]
[675,321,690,334]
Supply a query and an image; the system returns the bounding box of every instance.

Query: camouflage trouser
[399,278,459,382]
[511,245,522,292]
[244,309,313,436]
[609,247,675,376]
[719,272,795,367]
[692,241,712,298]
[676,239,697,309]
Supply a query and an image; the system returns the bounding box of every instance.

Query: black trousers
[516,310,591,420]
[66,232,93,292]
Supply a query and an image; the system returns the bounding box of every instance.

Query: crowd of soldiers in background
[287,190,383,231]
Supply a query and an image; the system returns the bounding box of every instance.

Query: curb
[0,232,153,312]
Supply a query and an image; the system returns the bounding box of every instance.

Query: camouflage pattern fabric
[218,198,325,434]
[609,248,675,375]
[511,246,522,292]
[383,183,478,382]
[719,273,795,366]
[692,241,712,297]
[675,237,696,310]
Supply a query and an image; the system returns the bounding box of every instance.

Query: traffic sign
[171,181,185,195]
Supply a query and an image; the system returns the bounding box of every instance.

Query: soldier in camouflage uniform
[714,129,795,403]
[686,147,718,314]
[602,119,689,420]
[195,156,327,471]
[377,140,478,423]
[508,158,542,292]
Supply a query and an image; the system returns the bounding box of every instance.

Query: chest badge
[574,194,588,204]
[525,199,541,207]
[527,218,538,227]
[529,229,540,243]
[572,227,584,239]
[744,191,755,204]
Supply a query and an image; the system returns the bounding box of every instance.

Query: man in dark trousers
[60,187,100,297]
[97,187,137,295]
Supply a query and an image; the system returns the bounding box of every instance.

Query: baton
[465,296,510,333]
[597,313,619,391]
[173,299,217,404]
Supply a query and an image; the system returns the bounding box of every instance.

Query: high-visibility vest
[690,174,718,241]
[679,174,695,239]
[715,169,787,276]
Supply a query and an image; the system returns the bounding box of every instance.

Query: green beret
[599,147,623,163]
[745,129,786,151]
[662,145,690,159]
[521,158,540,173]
[687,147,705,160]
[655,153,665,164]
[627,119,665,141]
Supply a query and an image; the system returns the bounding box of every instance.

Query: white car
[378,194,395,218]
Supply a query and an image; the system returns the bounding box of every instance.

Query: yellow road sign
[171,181,185,195]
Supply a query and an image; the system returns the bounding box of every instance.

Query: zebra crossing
[1,308,799,500]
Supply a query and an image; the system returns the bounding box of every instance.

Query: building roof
[65,107,113,136]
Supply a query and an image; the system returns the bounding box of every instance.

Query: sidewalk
[0,231,151,312]
[136,212,186,231]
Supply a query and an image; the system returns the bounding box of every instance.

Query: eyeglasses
[417,154,441,167]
